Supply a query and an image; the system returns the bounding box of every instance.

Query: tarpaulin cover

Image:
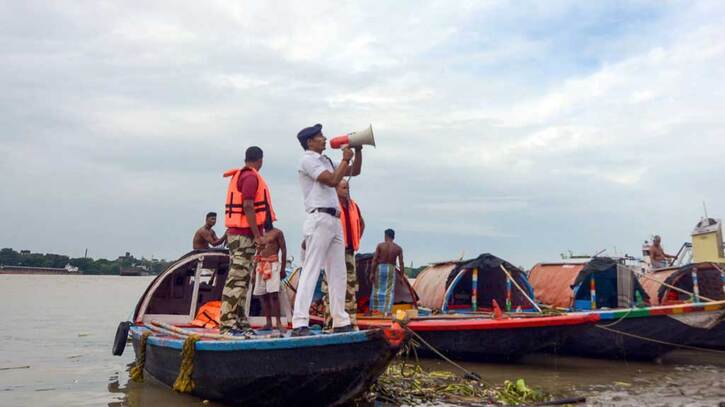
[413,253,534,310]
[571,257,649,308]
[640,268,678,305]
[530,257,649,308]
[528,263,585,308]
[412,261,461,309]
[641,262,724,304]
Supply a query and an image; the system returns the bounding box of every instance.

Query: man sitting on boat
[649,235,677,269]
[292,123,362,336]
[192,212,227,250]
[220,146,277,336]
[369,229,404,317]
[253,224,287,332]
[320,179,365,329]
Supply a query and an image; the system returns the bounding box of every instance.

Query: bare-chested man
[649,235,676,269]
[369,229,404,316]
[253,224,287,332]
[192,212,227,250]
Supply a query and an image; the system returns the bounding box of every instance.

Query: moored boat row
[114,247,724,405]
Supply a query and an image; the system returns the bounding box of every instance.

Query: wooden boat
[114,249,406,406]
[287,253,599,361]
[529,257,725,359]
[639,262,725,350]
[356,313,598,361]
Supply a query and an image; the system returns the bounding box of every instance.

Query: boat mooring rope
[173,334,201,393]
[129,331,151,382]
[400,325,488,385]
[594,324,725,354]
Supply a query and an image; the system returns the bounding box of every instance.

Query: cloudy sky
[1,1,723,268]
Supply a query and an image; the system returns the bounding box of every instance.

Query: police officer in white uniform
[292,124,363,336]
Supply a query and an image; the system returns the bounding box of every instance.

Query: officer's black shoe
[332,324,354,333]
[290,326,311,337]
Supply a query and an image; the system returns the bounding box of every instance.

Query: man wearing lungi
[292,124,363,336]
[370,229,404,316]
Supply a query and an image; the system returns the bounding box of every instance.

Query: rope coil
[129,331,152,382]
[173,334,201,393]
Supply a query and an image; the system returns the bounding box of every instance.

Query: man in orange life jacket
[292,124,362,336]
[320,179,364,329]
[220,146,277,336]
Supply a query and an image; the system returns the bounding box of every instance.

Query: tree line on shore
[0,248,170,275]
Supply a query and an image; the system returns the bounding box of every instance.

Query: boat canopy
[529,257,649,310]
[284,253,417,318]
[526,263,584,308]
[640,262,725,305]
[413,254,536,313]
[133,249,291,326]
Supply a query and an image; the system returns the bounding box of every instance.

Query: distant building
[20,250,31,255]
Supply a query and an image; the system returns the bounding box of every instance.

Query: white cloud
[1,1,724,267]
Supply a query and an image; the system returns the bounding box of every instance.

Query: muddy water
[1,275,723,406]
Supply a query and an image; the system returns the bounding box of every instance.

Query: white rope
[500,265,542,312]
[594,324,725,354]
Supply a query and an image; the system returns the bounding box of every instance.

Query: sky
[1,1,724,268]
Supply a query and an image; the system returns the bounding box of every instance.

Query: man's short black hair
[245,146,263,162]
[206,212,217,219]
[385,228,395,239]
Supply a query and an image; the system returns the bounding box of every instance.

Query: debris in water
[613,381,632,387]
[0,365,30,371]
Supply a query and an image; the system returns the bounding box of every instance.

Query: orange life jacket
[223,167,277,229]
[340,198,362,251]
[191,300,221,329]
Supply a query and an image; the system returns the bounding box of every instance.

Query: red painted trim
[358,313,599,332]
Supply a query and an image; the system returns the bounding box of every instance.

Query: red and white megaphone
[330,125,375,149]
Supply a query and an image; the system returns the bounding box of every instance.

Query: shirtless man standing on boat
[649,235,677,269]
[192,212,227,250]
[253,224,287,332]
[369,229,404,316]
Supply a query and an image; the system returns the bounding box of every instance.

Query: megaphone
[330,125,375,149]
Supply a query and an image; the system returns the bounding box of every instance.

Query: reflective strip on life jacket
[223,167,277,229]
[340,199,362,251]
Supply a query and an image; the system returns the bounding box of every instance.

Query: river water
[0,275,723,406]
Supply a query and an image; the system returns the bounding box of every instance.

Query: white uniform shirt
[298,150,339,212]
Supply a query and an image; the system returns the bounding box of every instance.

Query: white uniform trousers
[293,211,351,328]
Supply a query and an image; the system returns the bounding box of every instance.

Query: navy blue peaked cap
[297,124,323,147]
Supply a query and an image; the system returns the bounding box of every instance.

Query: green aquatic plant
[498,378,547,405]
[367,363,550,406]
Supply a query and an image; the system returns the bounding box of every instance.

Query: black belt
[311,207,340,218]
